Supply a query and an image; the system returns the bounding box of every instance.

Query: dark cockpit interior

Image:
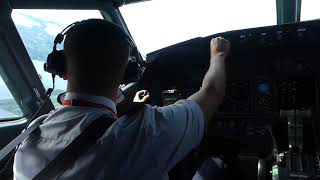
[138,20,320,179]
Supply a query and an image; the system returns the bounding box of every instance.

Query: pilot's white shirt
[13,92,204,180]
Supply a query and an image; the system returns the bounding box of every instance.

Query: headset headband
[52,22,79,48]
[53,20,135,50]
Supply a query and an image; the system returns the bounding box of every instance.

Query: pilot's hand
[210,37,230,58]
[133,90,150,103]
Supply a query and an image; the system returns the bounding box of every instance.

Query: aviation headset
[44,19,135,79]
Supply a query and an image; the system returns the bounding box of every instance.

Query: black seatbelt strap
[33,115,115,180]
[0,115,49,161]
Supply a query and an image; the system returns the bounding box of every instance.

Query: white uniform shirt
[13,92,204,180]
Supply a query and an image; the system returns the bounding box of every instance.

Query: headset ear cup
[44,51,56,74]
[44,50,66,78]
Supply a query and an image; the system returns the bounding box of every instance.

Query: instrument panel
[161,80,317,113]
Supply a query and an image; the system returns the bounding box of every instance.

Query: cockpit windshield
[120,0,277,56]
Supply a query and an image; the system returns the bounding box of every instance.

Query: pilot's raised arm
[188,37,230,127]
[129,37,230,172]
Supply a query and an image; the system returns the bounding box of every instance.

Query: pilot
[13,19,230,180]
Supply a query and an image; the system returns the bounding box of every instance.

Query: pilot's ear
[63,73,68,80]
[63,61,68,80]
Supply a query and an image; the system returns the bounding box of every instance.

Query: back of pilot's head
[64,19,130,94]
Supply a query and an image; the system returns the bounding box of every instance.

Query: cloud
[11,12,41,28]
[44,23,63,36]
[13,9,102,26]
[12,9,103,41]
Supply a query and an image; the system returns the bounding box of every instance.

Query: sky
[301,0,320,21]
[1,0,320,100]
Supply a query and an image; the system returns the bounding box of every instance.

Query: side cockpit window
[0,72,23,120]
[11,10,103,107]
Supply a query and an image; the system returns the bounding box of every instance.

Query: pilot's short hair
[64,19,130,92]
